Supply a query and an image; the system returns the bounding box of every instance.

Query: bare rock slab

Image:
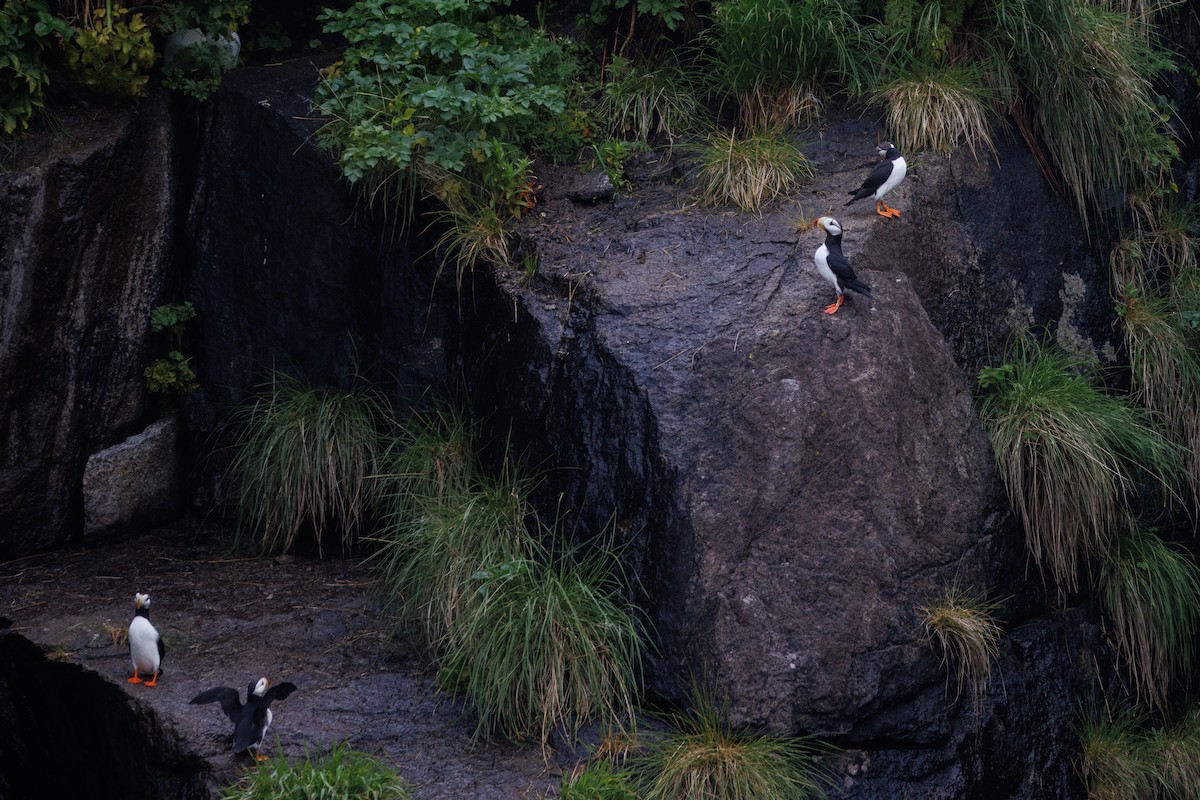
[84,416,182,544]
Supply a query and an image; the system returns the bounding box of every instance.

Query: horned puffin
[812,216,873,314]
[846,141,907,218]
[127,592,164,687]
[191,677,298,761]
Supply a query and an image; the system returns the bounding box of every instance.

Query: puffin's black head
[877,141,899,158]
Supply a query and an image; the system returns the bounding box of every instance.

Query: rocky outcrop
[448,116,1110,796]
[83,415,182,544]
[0,94,176,558]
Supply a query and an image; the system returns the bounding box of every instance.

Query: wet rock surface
[0,520,582,799]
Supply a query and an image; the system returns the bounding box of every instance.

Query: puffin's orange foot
[253,752,269,762]
[128,675,143,684]
[823,296,845,314]
[881,203,901,218]
[144,673,158,687]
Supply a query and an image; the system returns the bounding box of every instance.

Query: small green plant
[686,128,815,212]
[590,138,643,193]
[561,758,638,800]
[976,333,1182,594]
[161,37,226,101]
[159,0,250,36]
[918,584,1003,714]
[1,0,72,135]
[145,302,198,407]
[218,741,413,800]
[1096,528,1200,710]
[65,2,156,102]
[227,372,392,557]
[440,539,644,750]
[1078,703,1163,800]
[628,687,834,800]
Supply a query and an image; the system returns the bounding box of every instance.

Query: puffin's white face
[253,677,270,697]
[135,592,150,610]
[816,216,842,236]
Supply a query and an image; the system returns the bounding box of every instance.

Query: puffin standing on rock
[127,592,164,687]
[191,677,298,761]
[846,141,907,218]
[812,216,873,315]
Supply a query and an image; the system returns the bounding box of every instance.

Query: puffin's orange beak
[812,218,822,230]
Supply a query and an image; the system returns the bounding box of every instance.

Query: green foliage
[145,351,197,397]
[628,688,835,800]
[441,540,644,749]
[227,372,392,557]
[218,741,413,800]
[65,2,156,102]
[0,0,72,135]
[589,138,643,193]
[872,62,998,158]
[976,333,1181,595]
[561,759,638,800]
[918,585,1003,714]
[701,0,873,129]
[1078,703,1164,800]
[313,0,566,218]
[1096,528,1200,710]
[161,37,229,101]
[882,0,969,65]
[159,0,251,36]
[979,0,1178,223]
[685,128,815,211]
[1158,705,1200,800]
[145,302,198,407]
[590,0,686,32]
[599,54,704,146]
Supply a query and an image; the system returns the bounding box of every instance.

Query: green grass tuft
[628,689,834,800]
[685,128,814,212]
[873,63,998,159]
[918,585,1003,714]
[977,333,1181,594]
[599,53,705,148]
[218,741,412,800]
[1078,703,1163,800]
[227,372,391,557]
[1158,704,1200,800]
[1096,528,1200,710]
[440,538,644,750]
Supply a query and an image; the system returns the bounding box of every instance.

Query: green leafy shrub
[977,333,1181,594]
[218,741,413,800]
[918,584,1003,714]
[628,688,834,800]
[313,0,566,217]
[685,127,815,211]
[65,2,156,102]
[440,541,644,749]
[227,372,392,557]
[1,0,72,135]
[590,138,643,194]
[701,0,872,129]
[1096,528,1200,710]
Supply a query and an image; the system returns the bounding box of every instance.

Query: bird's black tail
[845,278,873,297]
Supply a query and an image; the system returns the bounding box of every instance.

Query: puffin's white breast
[129,616,160,672]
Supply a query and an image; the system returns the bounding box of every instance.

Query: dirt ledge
[0,518,588,799]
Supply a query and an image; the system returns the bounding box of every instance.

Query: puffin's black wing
[847,160,892,203]
[232,707,267,753]
[264,682,297,705]
[826,248,873,297]
[157,635,166,665]
[190,686,244,722]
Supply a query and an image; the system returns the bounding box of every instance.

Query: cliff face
[0,95,176,556]
[0,64,1125,798]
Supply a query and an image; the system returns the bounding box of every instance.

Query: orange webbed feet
[823,296,845,314]
[144,672,158,687]
[128,674,143,684]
